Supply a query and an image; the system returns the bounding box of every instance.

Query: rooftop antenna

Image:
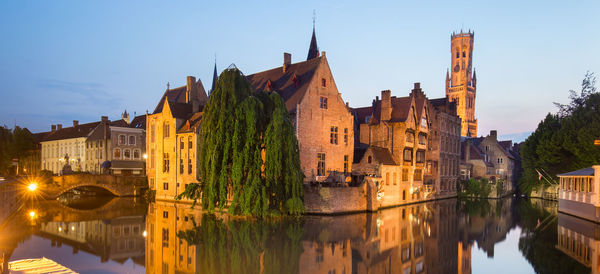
[166,82,170,90]
[313,9,316,29]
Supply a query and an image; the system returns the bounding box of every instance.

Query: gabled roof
[558,167,595,177]
[371,96,413,124]
[247,56,322,112]
[129,115,146,129]
[370,146,397,165]
[178,112,203,134]
[498,140,512,151]
[168,101,193,120]
[42,121,100,142]
[153,79,207,114]
[352,106,373,124]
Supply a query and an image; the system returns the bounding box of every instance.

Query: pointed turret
[472,69,477,87]
[307,26,319,60]
[210,61,218,95]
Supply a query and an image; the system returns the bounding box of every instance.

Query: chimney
[186,76,196,104]
[381,90,392,121]
[51,125,56,132]
[57,124,62,130]
[101,116,109,123]
[321,51,326,57]
[283,52,291,72]
[490,130,497,140]
[73,120,79,127]
[413,82,421,90]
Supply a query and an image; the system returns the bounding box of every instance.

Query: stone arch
[50,183,122,199]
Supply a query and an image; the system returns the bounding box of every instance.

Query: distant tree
[520,72,600,194]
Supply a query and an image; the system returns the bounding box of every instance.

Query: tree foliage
[520,72,600,193]
[0,125,35,175]
[177,68,304,216]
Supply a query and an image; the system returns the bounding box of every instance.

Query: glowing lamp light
[59,227,62,232]
[143,154,148,159]
[143,230,147,237]
[71,226,75,231]
[29,211,36,218]
[28,183,38,192]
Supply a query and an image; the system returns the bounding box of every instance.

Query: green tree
[177,68,304,216]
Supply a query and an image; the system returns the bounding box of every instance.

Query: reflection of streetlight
[28,182,38,192]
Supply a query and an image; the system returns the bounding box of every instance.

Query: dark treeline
[520,72,600,193]
[0,125,35,175]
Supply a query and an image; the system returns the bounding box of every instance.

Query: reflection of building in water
[458,199,516,258]
[146,201,202,274]
[38,215,145,264]
[457,241,472,274]
[0,183,19,227]
[300,200,459,274]
[556,213,599,273]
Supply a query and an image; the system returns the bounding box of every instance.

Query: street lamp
[143,153,148,160]
[28,182,38,192]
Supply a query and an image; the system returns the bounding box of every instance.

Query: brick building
[146,76,208,201]
[425,97,461,199]
[353,83,432,203]
[446,31,477,137]
[247,27,354,183]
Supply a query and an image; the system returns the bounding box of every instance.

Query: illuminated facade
[446,31,477,137]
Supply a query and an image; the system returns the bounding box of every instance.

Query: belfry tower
[446,30,477,137]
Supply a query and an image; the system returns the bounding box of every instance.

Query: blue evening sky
[1,1,599,140]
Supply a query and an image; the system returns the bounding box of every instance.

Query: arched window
[119,135,126,145]
[114,148,121,159]
[129,135,136,145]
[124,149,131,159]
[133,149,140,159]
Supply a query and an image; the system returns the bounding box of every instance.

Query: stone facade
[426,98,461,199]
[446,31,477,137]
[146,76,207,201]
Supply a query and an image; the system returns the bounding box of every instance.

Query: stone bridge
[40,174,147,199]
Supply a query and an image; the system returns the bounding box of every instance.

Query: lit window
[119,135,126,145]
[114,148,121,159]
[317,153,326,176]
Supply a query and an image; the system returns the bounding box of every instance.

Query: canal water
[0,188,594,273]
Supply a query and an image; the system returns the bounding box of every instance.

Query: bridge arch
[48,183,122,199]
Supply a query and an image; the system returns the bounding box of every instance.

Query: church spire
[307,12,319,60]
[210,58,217,95]
[472,68,477,87]
[446,69,450,90]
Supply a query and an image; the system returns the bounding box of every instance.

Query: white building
[40,121,98,174]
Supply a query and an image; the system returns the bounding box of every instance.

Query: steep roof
[247,56,322,112]
[558,167,595,177]
[352,106,373,124]
[370,146,397,165]
[168,101,193,120]
[498,140,512,151]
[153,79,207,114]
[42,121,100,142]
[371,96,413,124]
[129,115,146,129]
[307,27,319,60]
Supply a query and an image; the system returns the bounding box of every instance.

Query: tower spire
[210,55,218,95]
[307,11,319,60]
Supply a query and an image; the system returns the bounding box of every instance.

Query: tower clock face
[453,64,460,73]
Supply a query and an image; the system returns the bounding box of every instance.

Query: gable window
[368,156,372,164]
[317,153,326,176]
[163,122,170,138]
[124,149,131,159]
[129,135,136,145]
[406,130,415,143]
[133,149,140,159]
[330,126,338,144]
[321,78,326,87]
[403,148,413,162]
[119,135,126,145]
[320,97,328,109]
[418,133,427,145]
[114,148,121,159]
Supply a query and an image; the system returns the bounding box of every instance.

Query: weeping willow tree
[177,214,305,274]
[177,68,304,216]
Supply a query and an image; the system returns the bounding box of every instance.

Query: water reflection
[2,184,598,274]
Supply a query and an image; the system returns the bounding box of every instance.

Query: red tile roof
[247,56,322,112]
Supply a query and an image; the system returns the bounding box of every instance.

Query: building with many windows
[558,166,600,222]
[246,27,354,183]
[40,121,99,174]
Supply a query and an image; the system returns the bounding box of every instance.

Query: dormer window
[321,78,326,87]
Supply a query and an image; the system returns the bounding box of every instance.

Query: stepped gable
[371,96,412,124]
[246,56,322,112]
